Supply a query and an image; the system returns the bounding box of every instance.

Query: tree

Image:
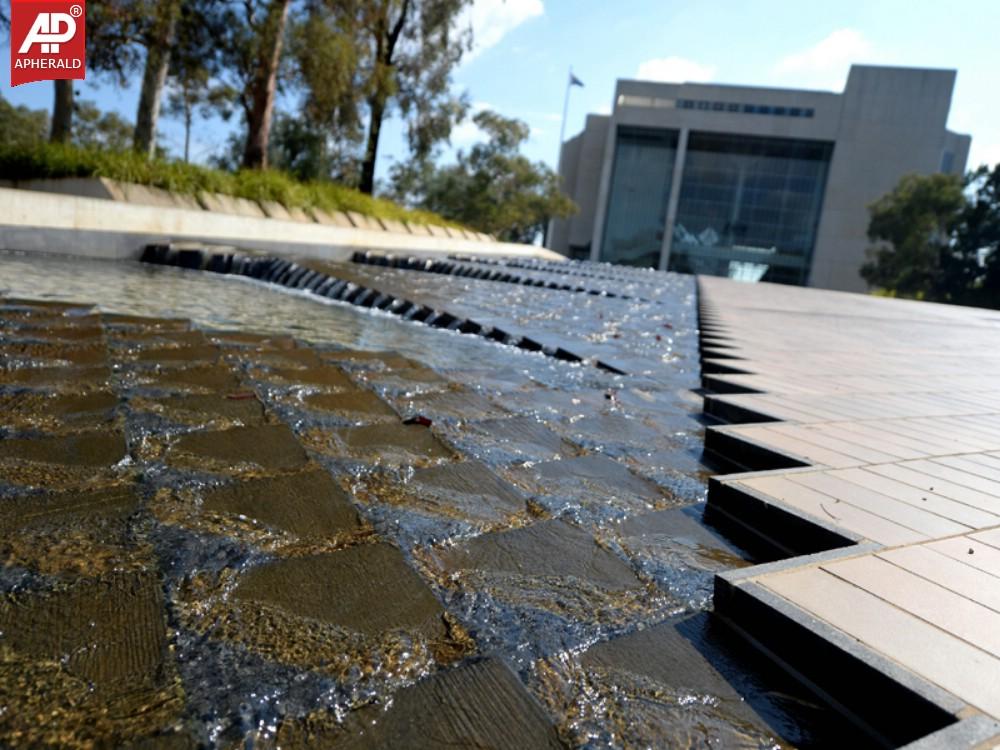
[215,0,292,169]
[949,165,1000,307]
[390,110,576,243]
[133,0,183,157]
[50,0,139,143]
[73,100,135,150]
[860,173,965,299]
[285,0,364,183]
[0,96,49,148]
[861,167,1000,307]
[163,1,233,163]
[354,0,472,194]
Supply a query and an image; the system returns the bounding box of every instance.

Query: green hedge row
[0,143,456,229]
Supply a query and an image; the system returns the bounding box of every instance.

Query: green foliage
[0,141,456,228]
[0,96,49,149]
[862,167,1000,307]
[390,110,576,243]
[73,101,135,151]
[860,173,965,297]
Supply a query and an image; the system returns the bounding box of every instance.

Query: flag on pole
[569,72,584,88]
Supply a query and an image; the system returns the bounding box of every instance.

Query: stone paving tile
[303,422,456,466]
[438,518,641,593]
[0,430,127,467]
[141,363,243,392]
[0,390,119,427]
[134,344,221,363]
[393,387,510,422]
[167,423,309,472]
[505,453,676,518]
[234,543,451,640]
[0,364,112,387]
[142,392,266,424]
[0,484,145,576]
[358,460,528,525]
[254,364,355,389]
[277,658,563,749]
[437,415,580,466]
[301,389,399,421]
[0,341,107,366]
[0,571,184,747]
[201,467,363,538]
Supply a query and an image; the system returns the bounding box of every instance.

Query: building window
[668,132,834,286]
[600,127,680,269]
[941,150,955,173]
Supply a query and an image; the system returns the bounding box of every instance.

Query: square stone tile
[168,424,309,471]
[202,467,362,538]
[234,543,448,639]
[439,519,641,593]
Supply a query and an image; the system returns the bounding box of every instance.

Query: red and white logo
[10,0,86,87]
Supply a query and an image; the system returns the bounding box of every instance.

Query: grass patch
[0,142,458,229]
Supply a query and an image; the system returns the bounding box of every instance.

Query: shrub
[0,142,458,229]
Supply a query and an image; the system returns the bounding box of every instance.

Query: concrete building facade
[548,65,971,291]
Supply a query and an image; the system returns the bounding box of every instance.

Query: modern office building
[548,65,971,291]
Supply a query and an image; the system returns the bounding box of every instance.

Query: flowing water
[0,251,872,748]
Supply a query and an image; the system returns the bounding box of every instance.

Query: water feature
[0,251,871,748]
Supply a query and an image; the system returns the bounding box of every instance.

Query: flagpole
[559,67,573,157]
[547,67,576,249]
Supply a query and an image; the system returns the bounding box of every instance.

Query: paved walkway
[701,276,1000,746]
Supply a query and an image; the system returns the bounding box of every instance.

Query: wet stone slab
[607,507,750,610]
[0,484,144,576]
[360,460,528,526]
[133,344,221,364]
[278,658,564,749]
[254,364,355,389]
[542,613,865,749]
[142,364,242,392]
[0,430,127,467]
[201,467,363,539]
[305,423,456,467]
[393,388,509,422]
[234,543,450,641]
[0,390,119,427]
[142,392,266,424]
[0,341,107,366]
[505,453,676,521]
[438,519,640,593]
[437,415,579,466]
[167,424,309,472]
[0,365,112,387]
[0,570,183,747]
[301,389,399,422]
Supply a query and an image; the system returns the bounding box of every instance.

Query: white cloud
[635,56,716,84]
[970,142,1000,170]
[450,101,492,146]
[773,29,873,89]
[457,0,544,62]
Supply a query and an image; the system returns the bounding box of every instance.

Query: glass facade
[600,127,678,268]
[668,132,833,285]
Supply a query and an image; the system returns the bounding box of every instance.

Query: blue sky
[3,0,998,185]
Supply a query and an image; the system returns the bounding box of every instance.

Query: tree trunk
[359,94,386,195]
[183,105,192,163]
[242,0,291,169]
[133,0,181,157]
[50,79,74,143]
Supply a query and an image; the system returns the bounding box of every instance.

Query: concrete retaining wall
[0,186,562,263]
